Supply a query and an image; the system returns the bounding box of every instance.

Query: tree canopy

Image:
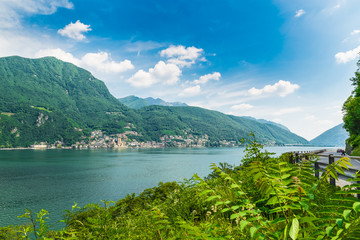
[343,58,360,154]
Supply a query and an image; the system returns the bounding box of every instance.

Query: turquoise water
[0,146,326,227]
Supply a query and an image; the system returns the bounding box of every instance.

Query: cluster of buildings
[28,128,244,150]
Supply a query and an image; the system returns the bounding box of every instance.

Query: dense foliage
[343,59,360,155]
[138,106,308,144]
[0,56,308,147]
[1,141,360,239]
[0,56,143,147]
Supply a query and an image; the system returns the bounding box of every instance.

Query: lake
[0,146,329,227]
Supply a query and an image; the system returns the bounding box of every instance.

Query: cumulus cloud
[36,48,80,65]
[351,29,360,35]
[193,72,221,84]
[0,0,73,28]
[35,48,134,73]
[335,45,360,63]
[248,80,300,97]
[179,85,201,97]
[127,61,181,88]
[160,45,204,67]
[295,9,306,18]
[231,103,254,111]
[58,20,91,41]
[81,52,133,73]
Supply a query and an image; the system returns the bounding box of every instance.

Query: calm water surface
[0,147,329,227]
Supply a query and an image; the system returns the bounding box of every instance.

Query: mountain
[137,105,308,145]
[0,56,308,147]
[119,95,187,109]
[310,123,349,147]
[0,56,140,147]
[242,116,290,131]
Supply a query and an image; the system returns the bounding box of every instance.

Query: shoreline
[0,145,333,151]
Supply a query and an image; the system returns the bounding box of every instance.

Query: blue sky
[1,0,360,140]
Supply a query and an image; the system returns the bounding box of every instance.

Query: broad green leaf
[240,220,250,231]
[215,201,224,206]
[336,219,343,228]
[231,184,239,189]
[328,170,338,180]
[281,174,291,179]
[298,217,318,223]
[334,165,344,175]
[353,202,360,213]
[231,205,240,211]
[230,212,246,219]
[267,196,280,205]
[250,227,257,238]
[326,226,333,236]
[221,208,230,213]
[283,224,288,240]
[200,189,214,196]
[343,209,351,220]
[289,217,299,240]
[206,195,220,202]
[345,223,351,229]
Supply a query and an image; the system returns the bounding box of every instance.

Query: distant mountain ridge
[0,56,309,147]
[242,116,290,132]
[119,95,187,109]
[310,123,349,147]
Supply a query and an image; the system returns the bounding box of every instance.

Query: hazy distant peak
[118,95,187,109]
[242,116,290,132]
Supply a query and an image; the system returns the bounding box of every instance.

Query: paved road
[317,151,360,170]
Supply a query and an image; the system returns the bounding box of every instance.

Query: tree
[343,58,360,154]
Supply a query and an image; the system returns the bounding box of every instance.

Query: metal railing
[288,150,360,199]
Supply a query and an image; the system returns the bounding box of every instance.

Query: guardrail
[288,150,360,199]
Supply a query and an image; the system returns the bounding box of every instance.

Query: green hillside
[119,95,187,109]
[138,106,308,145]
[0,56,308,147]
[0,56,140,147]
[310,123,349,147]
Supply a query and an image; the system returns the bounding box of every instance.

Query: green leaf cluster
[343,58,360,154]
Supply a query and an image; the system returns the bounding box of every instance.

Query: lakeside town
[1,128,244,150]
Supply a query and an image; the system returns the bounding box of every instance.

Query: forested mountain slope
[0,56,308,147]
[310,123,348,147]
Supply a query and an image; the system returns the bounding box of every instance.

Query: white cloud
[193,72,221,84]
[335,45,360,63]
[0,0,73,28]
[273,107,302,116]
[58,20,91,41]
[248,80,300,97]
[127,61,181,87]
[351,29,360,35]
[160,45,204,67]
[294,9,306,18]
[36,48,80,65]
[81,52,134,73]
[35,48,134,74]
[231,103,254,111]
[179,85,201,97]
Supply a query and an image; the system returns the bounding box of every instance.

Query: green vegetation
[118,95,187,109]
[138,105,308,145]
[0,56,308,147]
[1,140,360,239]
[343,59,360,155]
[310,123,349,147]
